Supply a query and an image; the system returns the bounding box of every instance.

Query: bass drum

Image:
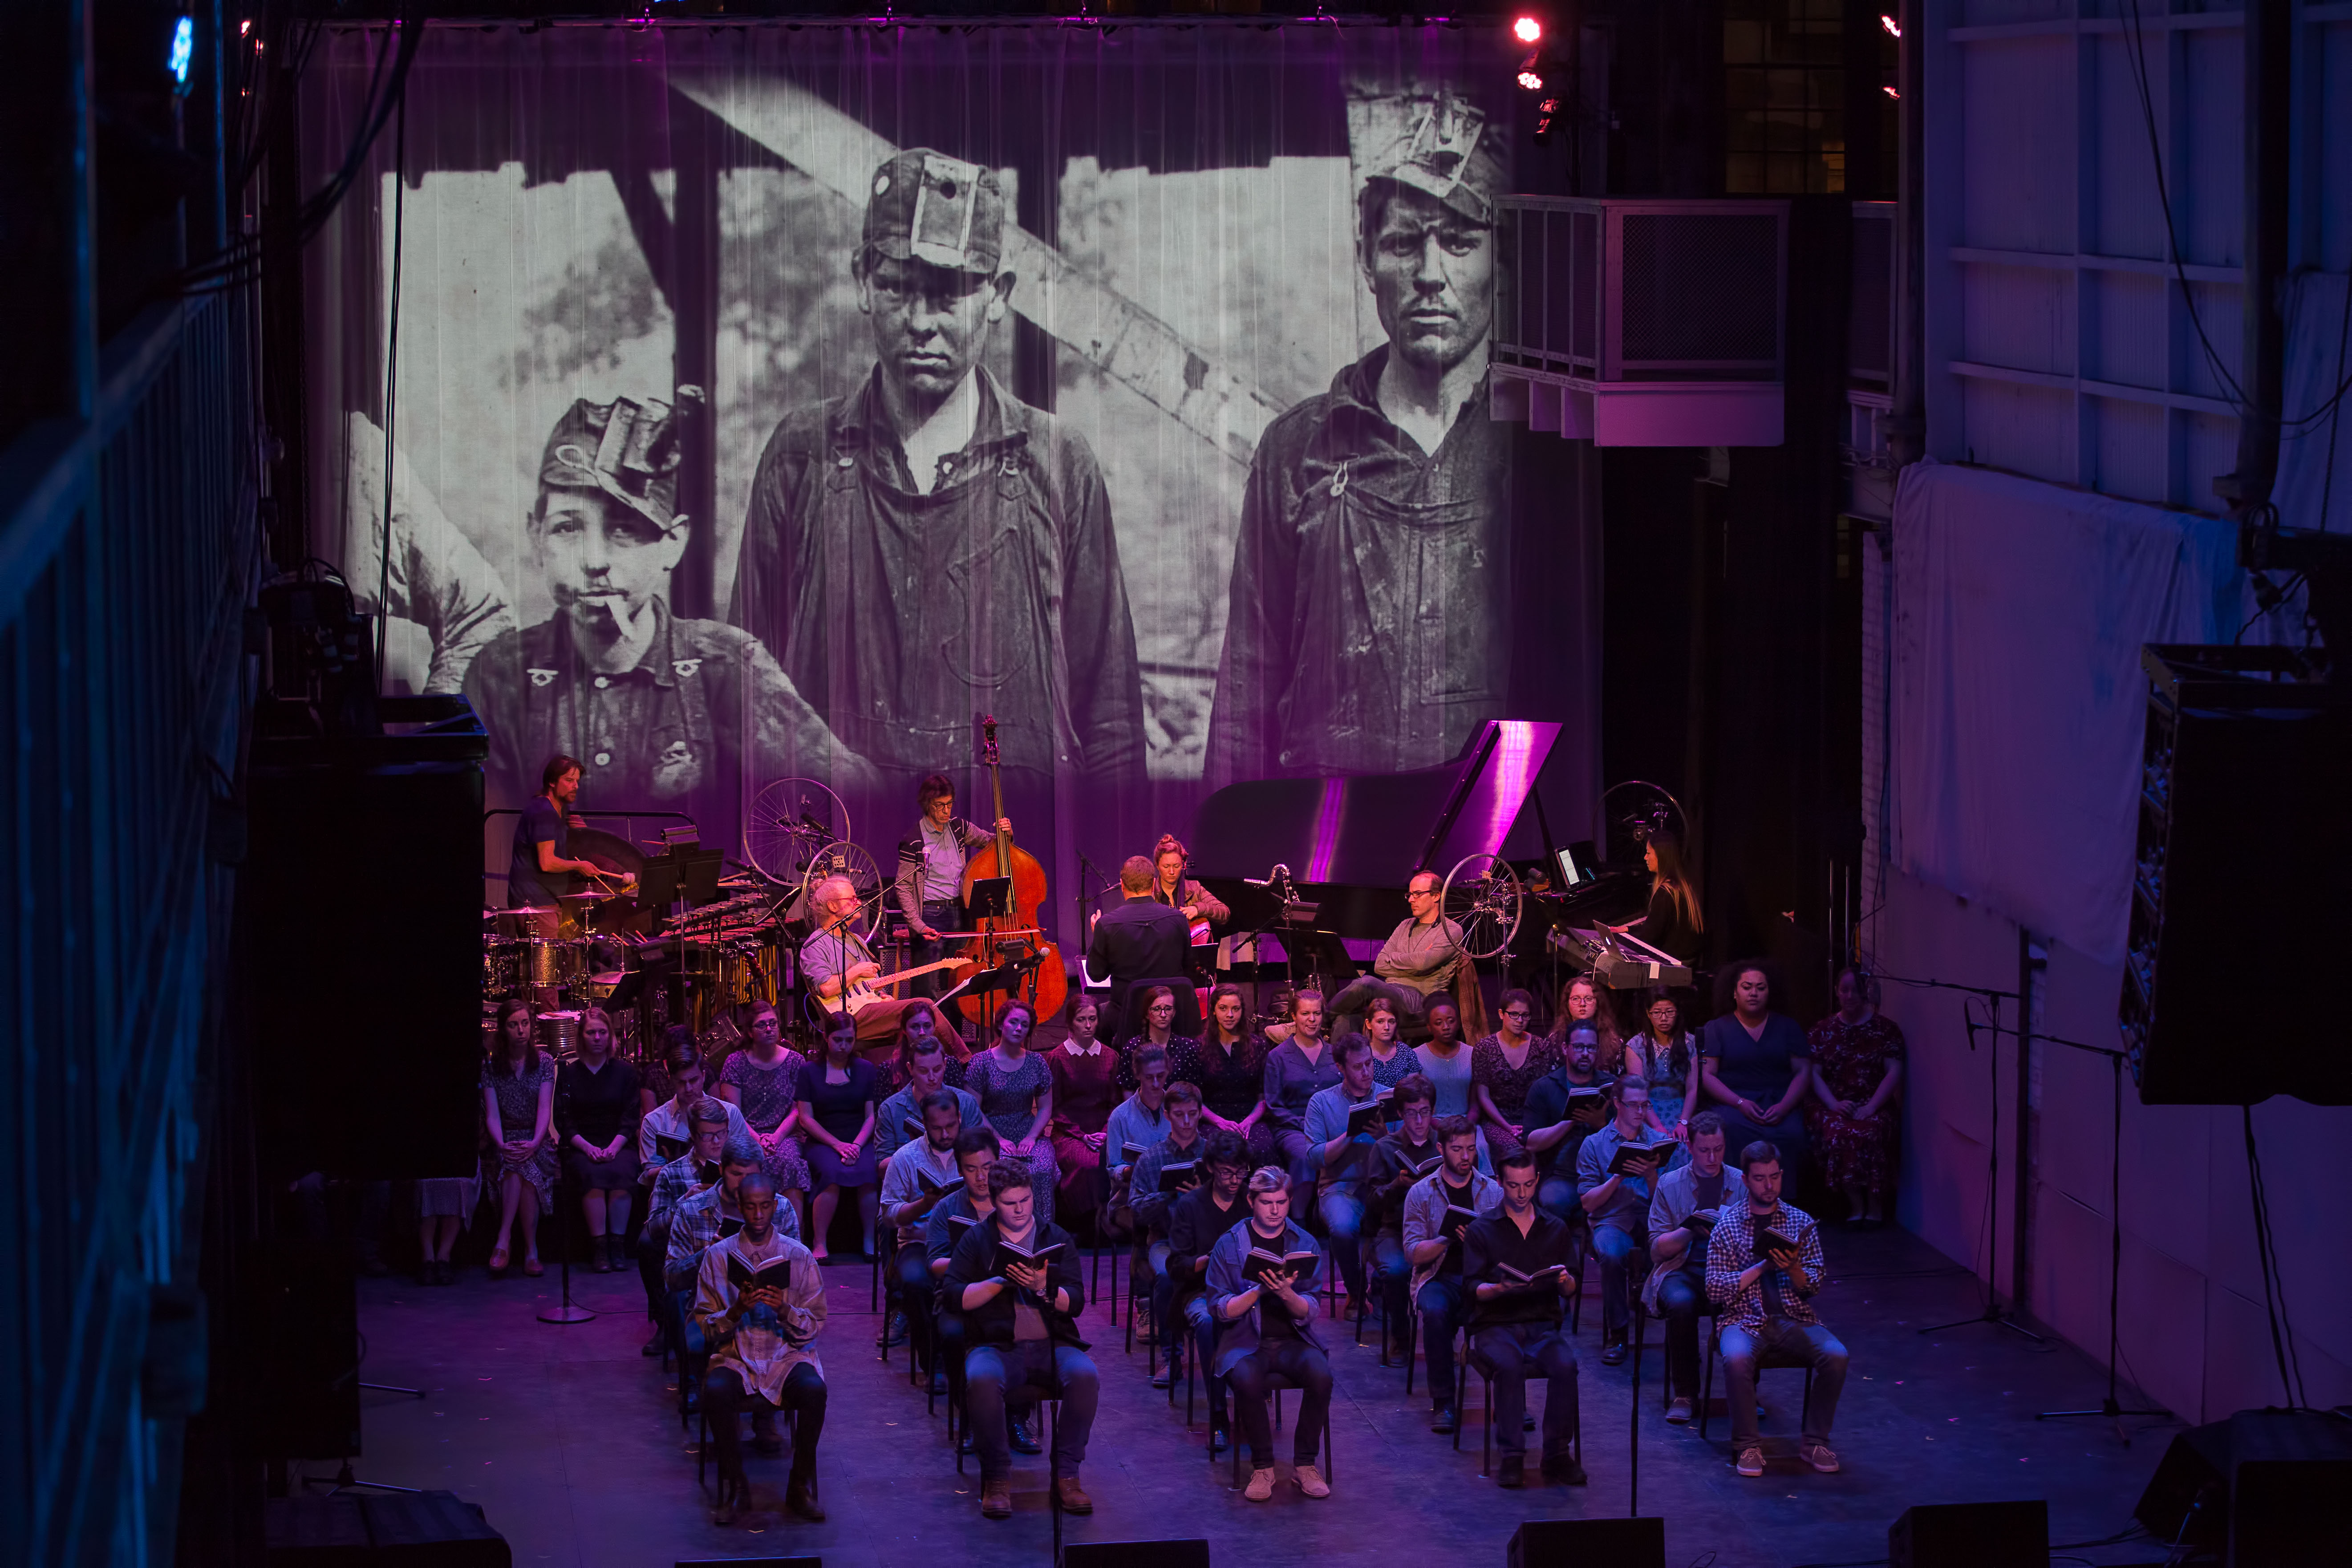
[483,940,527,1000]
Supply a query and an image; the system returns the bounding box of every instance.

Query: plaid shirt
[647,1151,718,1231]
[668,1177,802,1283]
[1703,1198,1826,1333]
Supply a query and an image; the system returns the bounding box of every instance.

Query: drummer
[510,754,633,939]
[802,874,964,1066]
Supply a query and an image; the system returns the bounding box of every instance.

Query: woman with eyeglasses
[1470,988,1561,1158]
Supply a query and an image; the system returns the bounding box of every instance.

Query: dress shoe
[930,1370,949,1397]
[1008,1416,1042,1454]
[1149,1364,1175,1390]
[711,1471,747,1526]
[1054,1473,1094,1514]
[1600,1337,1627,1366]
[680,1375,702,1415]
[1497,1455,1525,1489]
[1430,1406,1458,1435]
[980,1477,1013,1518]
[1665,1395,1694,1424]
[1542,1451,1589,1485]
[641,1324,665,1356]
[879,1310,909,1348]
[786,1473,826,1520]
[1209,1421,1231,1455]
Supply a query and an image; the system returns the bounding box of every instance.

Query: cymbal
[571,827,649,877]
[503,904,561,918]
[558,889,611,903]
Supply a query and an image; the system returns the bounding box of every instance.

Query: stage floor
[340,1224,2173,1568]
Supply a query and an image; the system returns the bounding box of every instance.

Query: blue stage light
[169,16,194,89]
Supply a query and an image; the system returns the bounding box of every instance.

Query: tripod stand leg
[358,1381,426,1398]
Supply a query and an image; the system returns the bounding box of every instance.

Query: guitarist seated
[800,873,962,1061]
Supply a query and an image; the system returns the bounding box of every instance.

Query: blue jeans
[1417,1275,1469,1409]
[1720,1318,1847,1451]
[1590,1220,1643,1337]
[1318,1189,1367,1301]
[965,1341,1098,1479]
[1655,1263,1709,1397]
[1536,1173,1579,1224]
[1372,1232,1411,1349]
[1183,1293,1225,1420]
[912,898,964,998]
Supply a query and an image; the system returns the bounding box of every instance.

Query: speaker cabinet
[1061,1543,1210,1568]
[1509,1518,1666,1568]
[2135,1409,2352,1566]
[1887,1500,2047,1568]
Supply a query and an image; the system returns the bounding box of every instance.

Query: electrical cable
[2240,1106,2309,1408]
[2120,0,2352,438]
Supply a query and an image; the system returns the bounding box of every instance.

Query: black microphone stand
[538,1164,596,1325]
[1933,1019,2169,1442]
[1875,971,2047,1345]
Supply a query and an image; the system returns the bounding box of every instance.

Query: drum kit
[483,782,866,1058]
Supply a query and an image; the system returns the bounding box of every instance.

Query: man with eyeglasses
[731,147,1144,848]
[1327,870,1465,1029]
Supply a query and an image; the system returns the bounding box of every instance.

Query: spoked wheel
[797,839,886,945]
[746,777,853,887]
[1441,853,1522,961]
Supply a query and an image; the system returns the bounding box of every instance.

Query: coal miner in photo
[1207,93,1512,784]
[730,149,1145,831]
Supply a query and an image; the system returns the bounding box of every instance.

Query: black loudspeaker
[2134,1409,2352,1566]
[2122,648,2352,1106]
[246,695,489,1182]
[1508,1518,1665,1568]
[264,1490,508,1565]
[1062,1543,1210,1568]
[1887,1499,2047,1568]
[677,1561,818,1568]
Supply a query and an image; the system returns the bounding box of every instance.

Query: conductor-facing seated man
[1206,1166,1334,1503]
[1463,1149,1587,1488]
[693,1172,827,1526]
[941,1161,1099,1519]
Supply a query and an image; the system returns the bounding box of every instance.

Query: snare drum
[523,939,587,988]
[536,1009,582,1059]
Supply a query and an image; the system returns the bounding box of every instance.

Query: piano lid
[1188,720,1565,939]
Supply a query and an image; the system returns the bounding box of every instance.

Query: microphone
[1242,862,1291,888]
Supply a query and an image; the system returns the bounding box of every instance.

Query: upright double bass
[956,717,1068,1028]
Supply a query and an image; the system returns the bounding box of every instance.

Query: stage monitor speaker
[1508,1517,1665,1568]
[1886,1499,2046,1568]
[1061,1542,1209,1568]
[264,1490,508,1566]
[677,1561,819,1568]
[2122,648,2352,1106]
[2133,1408,2352,1566]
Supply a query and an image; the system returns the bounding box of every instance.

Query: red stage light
[1513,16,1543,45]
[1518,68,1546,92]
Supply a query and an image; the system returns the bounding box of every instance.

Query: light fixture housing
[1513,16,1544,45]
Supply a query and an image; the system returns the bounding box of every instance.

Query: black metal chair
[1221,1368,1334,1487]
[1455,1329,1575,1478]
[1696,1320,1815,1445]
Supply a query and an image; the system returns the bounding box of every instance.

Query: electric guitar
[838,955,975,1015]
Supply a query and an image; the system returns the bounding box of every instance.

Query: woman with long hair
[797,1010,883,1259]
[555,1005,642,1272]
[1805,966,1905,1226]
[1623,989,1700,1140]
[1696,960,1813,1176]
[1117,982,1205,1089]
[1470,987,1562,1157]
[1620,827,1703,961]
[1360,995,1419,1095]
[1555,974,1625,1071]
[482,998,558,1277]
[1196,984,1275,1163]
[965,999,1062,1225]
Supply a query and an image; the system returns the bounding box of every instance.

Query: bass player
[801,874,965,1066]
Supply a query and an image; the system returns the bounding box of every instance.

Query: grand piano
[1184,720,1664,1025]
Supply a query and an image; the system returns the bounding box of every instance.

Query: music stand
[636,858,683,912]
[965,875,1013,921]
[680,848,725,906]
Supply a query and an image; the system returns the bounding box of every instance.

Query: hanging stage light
[1513,16,1545,45]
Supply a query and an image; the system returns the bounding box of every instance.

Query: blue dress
[1697,1013,1812,1175]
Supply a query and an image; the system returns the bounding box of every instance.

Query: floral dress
[482,1053,559,1207]
[966,1046,1061,1227]
[721,1047,813,1192]
[1050,1043,1121,1221]
[1803,1010,1905,1190]
[1471,1033,1563,1156]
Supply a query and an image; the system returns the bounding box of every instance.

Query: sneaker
[1054,1473,1094,1515]
[1294,1463,1330,1499]
[1430,1406,1458,1435]
[980,1477,1013,1519]
[1665,1396,1694,1425]
[1208,1421,1231,1455]
[1243,1467,1276,1502]
[1599,1337,1627,1366]
[1800,1442,1841,1474]
[1008,1416,1042,1455]
[1496,1455,1525,1489]
[1735,1446,1765,1478]
[878,1310,909,1348]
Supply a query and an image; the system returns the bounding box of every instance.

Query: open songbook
[1606,1141,1668,1176]
[993,1235,1066,1273]
[1399,1153,1444,1179]
[915,1168,964,1197]
[1681,1207,1720,1235]
[1156,1159,1199,1194]
[653,1131,692,1162]
[901,1116,925,1138]
[1344,1094,1393,1138]
[1242,1244,1320,1287]
[1492,1261,1569,1291]
[1752,1223,1799,1258]
[724,1252,796,1291]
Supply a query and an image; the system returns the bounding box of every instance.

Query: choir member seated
[1206,1167,1334,1502]
[694,1172,828,1525]
[1163,1130,1251,1448]
[881,1090,968,1385]
[1463,1150,1587,1487]
[1402,1114,1502,1435]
